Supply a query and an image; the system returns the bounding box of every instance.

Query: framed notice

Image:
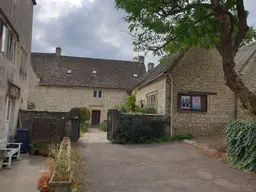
[181,96,191,109]
[192,96,201,110]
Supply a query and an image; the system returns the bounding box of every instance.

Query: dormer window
[67,69,72,74]
[133,73,138,78]
[92,69,97,76]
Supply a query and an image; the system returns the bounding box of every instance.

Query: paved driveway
[78,129,256,192]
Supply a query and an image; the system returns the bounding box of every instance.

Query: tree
[115,0,256,115]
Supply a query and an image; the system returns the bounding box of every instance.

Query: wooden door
[91,110,101,127]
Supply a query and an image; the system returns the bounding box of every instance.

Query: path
[78,129,256,192]
[0,154,45,192]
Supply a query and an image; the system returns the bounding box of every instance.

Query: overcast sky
[32,0,256,66]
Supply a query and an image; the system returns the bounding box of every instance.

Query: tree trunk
[222,57,256,116]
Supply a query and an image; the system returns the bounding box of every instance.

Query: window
[133,73,138,78]
[178,93,207,112]
[66,69,72,74]
[93,91,97,98]
[147,93,157,105]
[93,90,103,98]
[7,32,16,62]
[98,91,102,98]
[20,47,27,77]
[92,69,97,76]
[1,23,7,55]
[0,19,17,62]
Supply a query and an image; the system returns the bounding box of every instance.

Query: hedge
[112,116,166,144]
[226,120,256,172]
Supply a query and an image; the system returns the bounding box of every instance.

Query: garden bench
[0,137,22,168]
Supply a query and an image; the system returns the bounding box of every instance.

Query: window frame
[146,92,157,107]
[178,93,207,112]
[92,90,103,98]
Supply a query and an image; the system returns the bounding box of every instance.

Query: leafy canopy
[115,0,255,56]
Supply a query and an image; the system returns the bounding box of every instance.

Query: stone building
[0,0,36,140]
[133,43,256,136]
[29,48,145,126]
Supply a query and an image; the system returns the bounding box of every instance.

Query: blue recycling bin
[15,129,30,153]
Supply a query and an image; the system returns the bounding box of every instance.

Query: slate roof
[31,53,146,90]
[134,53,184,89]
[235,42,256,72]
[135,42,256,89]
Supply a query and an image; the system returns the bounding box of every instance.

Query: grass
[143,134,193,144]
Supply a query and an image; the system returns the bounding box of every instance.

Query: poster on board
[181,96,191,109]
[192,96,201,110]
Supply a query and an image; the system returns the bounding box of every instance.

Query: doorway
[91,110,101,127]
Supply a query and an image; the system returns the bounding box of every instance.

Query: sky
[32,0,256,67]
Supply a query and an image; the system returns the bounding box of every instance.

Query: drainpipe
[170,75,173,137]
[167,74,174,137]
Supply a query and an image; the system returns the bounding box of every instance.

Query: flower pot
[40,186,49,192]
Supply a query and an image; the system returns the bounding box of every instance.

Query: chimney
[148,62,154,71]
[56,47,62,57]
[138,56,145,64]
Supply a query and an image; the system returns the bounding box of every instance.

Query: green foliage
[112,116,166,144]
[27,100,36,110]
[226,120,256,172]
[125,94,137,112]
[80,107,91,121]
[80,107,90,136]
[136,107,157,114]
[115,0,255,56]
[99,121,108,132]
[80,123,88,135]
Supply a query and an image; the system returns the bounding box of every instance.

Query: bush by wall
[80,107,90,134]
[80,107,90,122]
[226,120,256,172]
[99,121,107,132]
[112,115,167,144]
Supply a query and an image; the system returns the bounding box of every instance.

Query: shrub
[136,107,157,114]
[80,107,90,121]
[80,107,90,135]
[99,121,107,132]
[125,94,137,112]
[27,100,36,110]
[226,120,256,172]
[112,116,166,144]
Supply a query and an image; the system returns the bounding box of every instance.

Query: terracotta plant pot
[40,186,49,192]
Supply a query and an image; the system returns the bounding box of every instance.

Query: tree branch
[233,1,249,55]
[149,13,214,52]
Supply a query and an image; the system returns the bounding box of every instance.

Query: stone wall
[29,69,128,123]
[171,48,236,136]
[0,1,34,139]
[133,76,167,115]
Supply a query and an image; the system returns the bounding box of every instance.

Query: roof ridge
[31,52,138,64]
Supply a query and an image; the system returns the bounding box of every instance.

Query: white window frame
[92,90,103,98]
